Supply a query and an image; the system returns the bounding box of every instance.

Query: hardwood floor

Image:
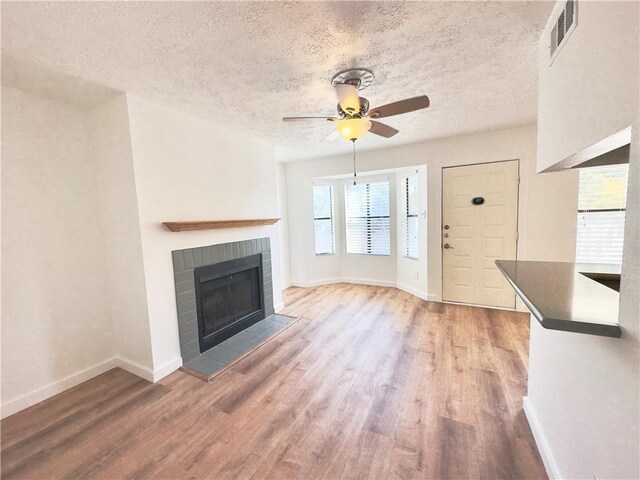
[1,284,546,479]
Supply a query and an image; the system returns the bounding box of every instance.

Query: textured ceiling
[1,1,553,161]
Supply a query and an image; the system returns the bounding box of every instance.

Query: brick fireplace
[171,238,274,363]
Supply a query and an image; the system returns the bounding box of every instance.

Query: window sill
[402,255,419,261]
[315,252,336,256]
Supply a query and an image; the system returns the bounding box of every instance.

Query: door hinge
[517,175,521,185]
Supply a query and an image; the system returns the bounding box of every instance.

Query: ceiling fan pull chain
[352,139,357,185]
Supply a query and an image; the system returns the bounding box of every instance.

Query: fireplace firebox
[194,254,265,352]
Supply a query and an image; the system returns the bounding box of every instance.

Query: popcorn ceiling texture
[1,1,553,160]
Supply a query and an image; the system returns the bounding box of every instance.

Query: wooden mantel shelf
[163,218,280,232]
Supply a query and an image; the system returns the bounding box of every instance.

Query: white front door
[442,160,519,308]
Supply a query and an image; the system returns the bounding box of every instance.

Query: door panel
[442,160,518,308]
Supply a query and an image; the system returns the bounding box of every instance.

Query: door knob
[443,243,454,249]
[443,233,449,238]
[443,225,450,230]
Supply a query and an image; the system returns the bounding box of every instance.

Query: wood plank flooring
[1,284,546,479]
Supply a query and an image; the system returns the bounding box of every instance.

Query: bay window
[344,181,391,256]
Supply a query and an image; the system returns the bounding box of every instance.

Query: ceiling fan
[283,68,430,142]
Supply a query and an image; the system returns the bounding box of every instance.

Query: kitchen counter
[496,260,622,338]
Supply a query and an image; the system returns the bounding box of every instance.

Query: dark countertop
[496,260,622,338]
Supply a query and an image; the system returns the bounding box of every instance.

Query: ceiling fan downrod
[352,139,357,185]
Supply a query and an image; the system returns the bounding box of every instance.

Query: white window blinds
[404,175,419,258]
[576,164,628,264]
[345,181,390,256]
[313,185,335,255]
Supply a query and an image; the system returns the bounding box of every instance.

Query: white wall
[1,87,115,416]
[526,2,640,478]
[536,1,639,171]
[527,138,639,477]
[88,95,154,376]
[276,162,291,289]
[396,167,428,297]
[1,83,289,415]
[125,95,283,378]
[286,125,579,302]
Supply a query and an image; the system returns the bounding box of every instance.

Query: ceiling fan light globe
[336,118,371,141]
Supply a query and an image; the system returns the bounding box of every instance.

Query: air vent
[550,0,577,64]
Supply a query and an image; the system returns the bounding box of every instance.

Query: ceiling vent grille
[550,0,577,64]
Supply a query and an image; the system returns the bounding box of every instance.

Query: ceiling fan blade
[368,95,430,119]
[282,116,336,122]
[322,129,341,142]
[335,83,360,115]
[369,120,399,138]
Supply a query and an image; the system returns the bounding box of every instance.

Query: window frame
[312,184,336,256]
[344,179,391,257]
[403,174,419,260]
[575,164,628,265]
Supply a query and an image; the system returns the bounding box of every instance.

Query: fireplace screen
[194,254,264,351]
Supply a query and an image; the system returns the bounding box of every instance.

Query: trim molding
[441,300,518,312]
[290,278,437,302]
[396,282,438,301]
[1,355,184,419]
[150,357,183,382]
[116,356,182,383]
[292,278,396,288]
[523,396,561,479]
[341,277,397,288]
[1,357,119,419]
[290,278,343,288]
[116,357,155,382]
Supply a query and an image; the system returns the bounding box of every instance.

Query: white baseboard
[396,282,438,302]
[441,299,518,312]
[1,354,185,419]
[523,396,561,479]
[110,356,180,383]
[341,277,397,288]
[291,278,343,288]
[1,357,119,419]
[290,278,437,302]
[150,357,182,382]
[115,356,155,382]
[291,278,395,288]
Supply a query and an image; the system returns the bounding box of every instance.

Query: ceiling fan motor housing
[337,97,370,118]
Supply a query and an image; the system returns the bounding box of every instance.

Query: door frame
[440,158,520,309]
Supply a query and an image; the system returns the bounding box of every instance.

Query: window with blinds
[345,181,391,256]
[404,175,419,258]
[576,164,628,264]
[313,185,335,255]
